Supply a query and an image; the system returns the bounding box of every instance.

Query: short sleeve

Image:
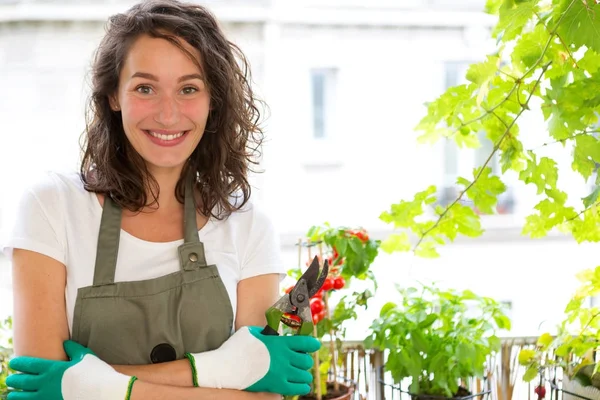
[1,175,67,264]
[240,205,286,281]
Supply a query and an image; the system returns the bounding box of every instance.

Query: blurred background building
[0,0,597,340]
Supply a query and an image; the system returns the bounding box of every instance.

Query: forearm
[112,359,193,387]
[130,381,262,400]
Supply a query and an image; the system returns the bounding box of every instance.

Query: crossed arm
[11,249,282,400]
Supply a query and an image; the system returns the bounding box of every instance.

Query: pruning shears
[261,255,329,336]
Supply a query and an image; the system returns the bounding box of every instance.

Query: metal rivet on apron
[189,252,198,262]
[150,343,177,364]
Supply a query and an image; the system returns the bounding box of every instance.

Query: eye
[135,85,153,95]
[181,86,198,95]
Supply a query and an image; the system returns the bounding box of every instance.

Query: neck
[146,165,185,214]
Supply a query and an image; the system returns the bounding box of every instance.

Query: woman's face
[113,34,210,173]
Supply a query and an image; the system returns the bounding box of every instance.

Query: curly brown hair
[80,0,265,219]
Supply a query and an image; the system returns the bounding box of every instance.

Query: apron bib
[71,181,234,365]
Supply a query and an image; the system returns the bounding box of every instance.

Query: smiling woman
[0,1,320,400]
[112,35,211,170]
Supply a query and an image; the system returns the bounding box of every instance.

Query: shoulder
[21,169,87,203]
[223,196,275,233]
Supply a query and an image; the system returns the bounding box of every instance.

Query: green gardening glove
[6,340,136,400]
[186,325,321,396]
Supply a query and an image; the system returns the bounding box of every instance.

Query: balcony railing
[335,336,544,400]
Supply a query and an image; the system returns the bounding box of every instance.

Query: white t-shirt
[1,171,285,335]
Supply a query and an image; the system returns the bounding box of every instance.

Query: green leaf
[488,335,501,351]
[573,134,600,180]
[458,167,507,214]
[582,186,600,209]
[411,330,430,353]
[414,240,440,258]
[519,152,558,195]
[418,314,438,329]
[518,349,536,365]
[523,366,539,382]
[380,186,436,229]
[555,0,600,54]
[537,333,554,349]
[492,0,536,41]
[456,342,475,363]
[565,297,584,313]
[466,55,499,85]
[455,131,482,149]
[512,24,550,70]
[555,343,571,357]
[380,232,411,254]
[494,314,512,330]
[380,302,397,317]
[579,49,600,74]
[336,237,347,255]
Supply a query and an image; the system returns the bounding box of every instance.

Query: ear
[109,95,120,111]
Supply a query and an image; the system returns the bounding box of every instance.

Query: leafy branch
[413,61,551,252]
[379,0,600,257]
[527,130,599,151]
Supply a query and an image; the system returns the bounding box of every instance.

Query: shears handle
[261,307,314,336]
[261,307,283,336]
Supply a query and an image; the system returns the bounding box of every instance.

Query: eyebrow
[131,72,204,82]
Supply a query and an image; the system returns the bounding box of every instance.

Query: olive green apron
[71,181,234,365]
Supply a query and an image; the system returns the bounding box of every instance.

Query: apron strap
[183,177,200,244]
[93,195,122,286]
[180,177,208,268]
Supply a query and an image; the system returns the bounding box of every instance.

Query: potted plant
[519,265,600,400]
[0,316,13,400]
[284,224,380,400]
[365,283,511,399]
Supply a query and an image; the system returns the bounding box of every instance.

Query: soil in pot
[298,382,353,400]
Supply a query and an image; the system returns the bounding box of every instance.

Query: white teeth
[149,131,185,141]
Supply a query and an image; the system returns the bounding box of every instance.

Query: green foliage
[518,266,600,386]
[381,0,600,256]
[306,224,380,281]
[0,316,13,400]
[365,284,511,397]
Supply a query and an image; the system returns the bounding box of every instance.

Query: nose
[154,94,181,127]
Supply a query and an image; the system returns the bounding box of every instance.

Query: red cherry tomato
[356,231,369,242]
[333,276,345,290]
[312,289,323,299]
[285,286,294,294]
[312,313,320,324]
[310,298,325,315]
[318,310,327,321]
[322,277,334,291]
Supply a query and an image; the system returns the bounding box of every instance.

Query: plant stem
[324,290,339,391]
[313,324,322,400]
[318,243,339,393]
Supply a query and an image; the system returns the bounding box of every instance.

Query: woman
[2,0,319,399]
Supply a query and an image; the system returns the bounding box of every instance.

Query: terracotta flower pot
[298,382,354,400]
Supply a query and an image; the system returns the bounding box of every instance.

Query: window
[310,68,337,140]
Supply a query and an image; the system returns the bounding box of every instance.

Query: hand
[187,326,320,396]
[6,340,136,400]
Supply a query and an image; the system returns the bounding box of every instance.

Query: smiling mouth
[144,130,189,141]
